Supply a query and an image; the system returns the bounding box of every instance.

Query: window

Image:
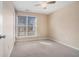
[16,16,37,37]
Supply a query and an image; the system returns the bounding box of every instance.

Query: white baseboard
[50,38,79,51]
[16,37,49,42]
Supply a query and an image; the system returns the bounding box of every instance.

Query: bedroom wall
[16,11,48,41]
[48,2,79,50]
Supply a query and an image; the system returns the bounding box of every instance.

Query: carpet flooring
[10,39,79,57]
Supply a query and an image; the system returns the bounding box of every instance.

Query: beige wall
[49,2,79,49]
[16,11,48,39]
[3,2,15,56]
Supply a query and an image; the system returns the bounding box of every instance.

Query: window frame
[16,15,37,37]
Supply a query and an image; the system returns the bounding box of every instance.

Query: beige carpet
[10,39,79,57]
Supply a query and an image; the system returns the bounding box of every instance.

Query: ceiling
[13,1,74,14]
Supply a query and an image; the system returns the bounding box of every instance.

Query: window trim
[16,15,37,37]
